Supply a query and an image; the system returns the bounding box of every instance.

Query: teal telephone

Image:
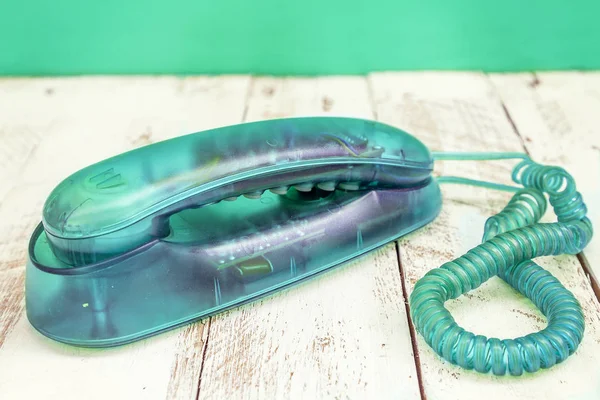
[25,117,592,376]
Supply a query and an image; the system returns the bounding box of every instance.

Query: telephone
[26,116,592,376]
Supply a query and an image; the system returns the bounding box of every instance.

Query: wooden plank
[197,77,421,400]
[369,72,600,400]
[489,72,600,281]
[0,76,250,399]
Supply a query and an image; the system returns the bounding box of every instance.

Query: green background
[1,0,599,76]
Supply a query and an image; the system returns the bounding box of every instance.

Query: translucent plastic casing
[26,117,442,347]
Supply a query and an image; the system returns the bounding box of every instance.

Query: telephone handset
[27,117,442,347]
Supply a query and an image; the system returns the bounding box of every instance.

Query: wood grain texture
[1,73,599,400]
[0,76,251,399]
[369,71,600,400]
[489,72,600,280]
[197,77,421,400]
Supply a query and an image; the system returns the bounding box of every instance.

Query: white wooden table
[1,72,599,399]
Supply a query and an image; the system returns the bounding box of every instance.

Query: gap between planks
[195,319,213,400]
[395,241,427,400]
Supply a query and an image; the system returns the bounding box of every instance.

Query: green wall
[1,0,599,75]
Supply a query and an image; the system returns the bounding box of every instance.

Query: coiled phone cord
[409,156,593,376]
